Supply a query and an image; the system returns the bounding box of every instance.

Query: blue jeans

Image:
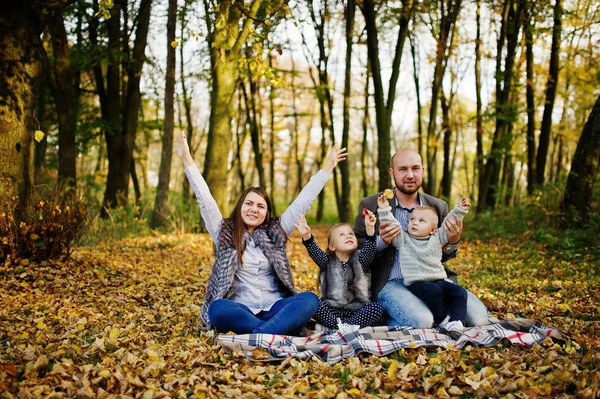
[208,292,319,334]
[378,280,488,328]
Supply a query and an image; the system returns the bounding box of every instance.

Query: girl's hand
[176,132,194,168]
[294,215,312,240]
[322,143,348,173]
[377,194,388,209]
[364,209,376,236]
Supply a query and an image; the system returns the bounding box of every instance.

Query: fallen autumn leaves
[0,226,599,398]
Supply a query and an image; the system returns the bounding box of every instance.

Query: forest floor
[1,225,599,398]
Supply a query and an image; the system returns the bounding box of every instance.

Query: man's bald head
[391,149,423,169]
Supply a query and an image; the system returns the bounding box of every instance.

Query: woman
[176,132,347,334]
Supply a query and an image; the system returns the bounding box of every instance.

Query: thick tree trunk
[47,9,77,186]
[475,0,484,189]
[339,0,355,223]
[562,94,600,224]
[440,92,452,199]
[536,0,563,185]
[361,61,371,198]
[152,0,177,229]
[203,0,263,212]
[525,7,536,195]
[0,1,68,215]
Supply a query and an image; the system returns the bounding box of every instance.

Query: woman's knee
[295,292,319,314]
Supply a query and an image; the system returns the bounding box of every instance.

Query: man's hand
[379,220,401,245]
[443,214,463,244]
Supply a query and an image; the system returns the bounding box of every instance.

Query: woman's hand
[175,132,194,168]
[294,215,312,240]
[321,143,348,174]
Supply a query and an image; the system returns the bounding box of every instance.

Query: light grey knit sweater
[377,204,468,286]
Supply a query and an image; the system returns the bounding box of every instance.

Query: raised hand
[175,132,194,168]
[363,208,376,236]
[294,215,312,240]
[459,195,471,211]
[377,194,388,209]
[322,143,348,173]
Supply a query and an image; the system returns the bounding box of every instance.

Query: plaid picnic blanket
[218,318,564,364]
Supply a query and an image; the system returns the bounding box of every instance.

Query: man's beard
[395,178,421,195]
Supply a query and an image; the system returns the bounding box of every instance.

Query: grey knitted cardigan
[319,252,371,310]
[377,204,468,286]
[200,220,296,329]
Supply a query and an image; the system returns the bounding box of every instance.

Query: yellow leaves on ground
[0,229,599,397]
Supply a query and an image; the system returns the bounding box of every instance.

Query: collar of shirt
[394,192,422,211]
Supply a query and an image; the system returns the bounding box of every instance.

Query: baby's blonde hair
[413,205,439,226]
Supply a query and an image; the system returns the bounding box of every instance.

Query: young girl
[295,213,384,330]
[176,132,347,335]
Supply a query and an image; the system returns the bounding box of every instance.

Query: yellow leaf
[346,388,362,397]
[387,360,398,380]
[99,369,111,378]
[36,320,47,330]
[171,41,179,48]
[34,130,44,142]
[109,328,121,339]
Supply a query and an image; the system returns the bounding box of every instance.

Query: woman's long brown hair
[225,187,275,263]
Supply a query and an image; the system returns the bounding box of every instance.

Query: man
[354,149,488,328]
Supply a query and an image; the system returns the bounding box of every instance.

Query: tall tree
[339,0,355,222]
[474,0,484,187]
[47,6,77,185]
[477,0,525,212]
[202,0,273,211]
[100,0,153,214]
[535,0,563,185]
[524,4,536,195]
[151,0,177,228]
[359,0,416,190]
[0,0,75,216]
[424,0,463,195]
[562,94,600,225]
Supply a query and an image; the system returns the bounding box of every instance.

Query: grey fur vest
[200,220,296,329]
[319,251,371,310]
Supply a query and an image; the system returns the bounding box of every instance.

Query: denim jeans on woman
[378,279,488,328]
[208,292,319,334]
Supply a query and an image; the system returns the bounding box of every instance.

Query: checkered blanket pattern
[217,318,564,364]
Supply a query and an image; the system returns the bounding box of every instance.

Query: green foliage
[0,184,90,265]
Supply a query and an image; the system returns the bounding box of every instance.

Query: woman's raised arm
[279,144,347,234]
[176,132,223,241]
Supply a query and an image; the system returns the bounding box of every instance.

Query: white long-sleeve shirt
[185,164,330,313]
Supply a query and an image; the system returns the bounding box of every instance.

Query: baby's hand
[294,215,311,240]
[377,194,388,209]
[459,196,471,210]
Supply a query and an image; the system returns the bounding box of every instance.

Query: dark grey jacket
[353,192,459,300]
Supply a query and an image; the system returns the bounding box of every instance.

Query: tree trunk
[268,54,277,215]
[360,0,415,191]
[477,0,525,212]
[0,1,69,216]
[47,8,77,186]
[152,0,177,229]
[361,60,371,198]
[339,0,355,223]
[243,66,265,188]
[440,92,452,199]
[409,32,424,157]
[536,0,563,185]
[34,76,51,180]
[180,0,194,204]
[525,6,536,195]
[561,94,600,224]
[425,0,462,194]
[203,0,263,212]
[474,0,484,190]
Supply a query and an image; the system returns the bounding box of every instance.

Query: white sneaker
[438,316,464,340]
